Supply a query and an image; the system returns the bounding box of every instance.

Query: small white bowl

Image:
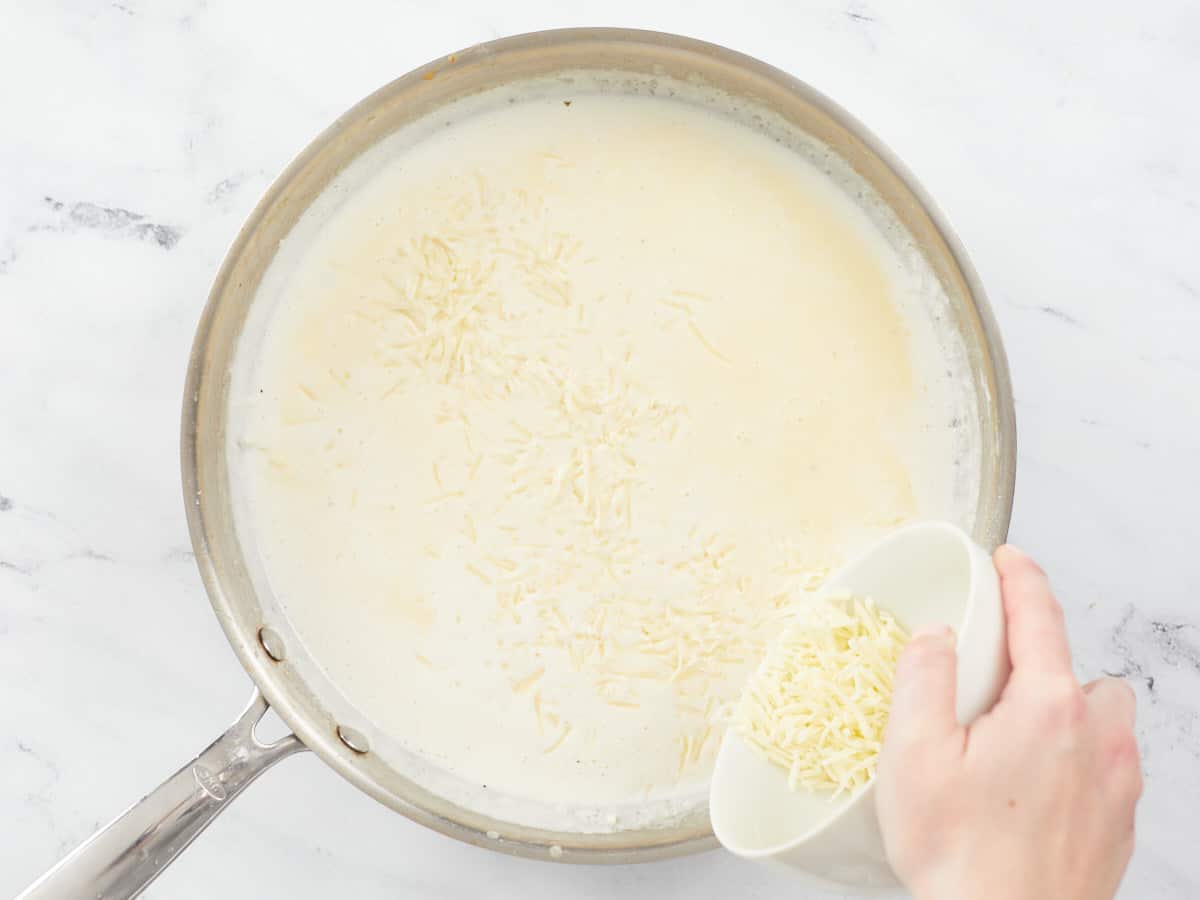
[709,521,1009,890]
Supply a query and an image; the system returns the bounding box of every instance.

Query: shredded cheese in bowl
[735,593,910,798]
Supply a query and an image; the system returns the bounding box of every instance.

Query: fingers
[1083,677,1143,806]
[887,624,962,745]
[995,545,1074,677]
[1083,676,1137,731]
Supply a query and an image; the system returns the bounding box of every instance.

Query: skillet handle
[17,690,305,900]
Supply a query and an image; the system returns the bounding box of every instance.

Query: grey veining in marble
[2,1,1198,897]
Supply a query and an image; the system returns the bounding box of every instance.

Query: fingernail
[995,543,1044,575]
[912,623,955,642]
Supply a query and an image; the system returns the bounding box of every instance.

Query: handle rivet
[337,725,370,754]
[257,626,287,661]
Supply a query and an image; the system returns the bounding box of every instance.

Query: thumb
[886,624,961,747]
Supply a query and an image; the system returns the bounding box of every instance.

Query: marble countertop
[2,1,1198,897]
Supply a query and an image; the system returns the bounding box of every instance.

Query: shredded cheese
[274,172,851,775]
[735,593,909,797]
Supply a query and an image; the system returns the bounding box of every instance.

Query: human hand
[876,545,1143,900]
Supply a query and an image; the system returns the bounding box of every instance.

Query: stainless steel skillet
[18,27,1016,900]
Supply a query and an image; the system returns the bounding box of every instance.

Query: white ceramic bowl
[709,521,1009,890]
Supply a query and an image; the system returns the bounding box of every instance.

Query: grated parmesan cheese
[735,593,909,798]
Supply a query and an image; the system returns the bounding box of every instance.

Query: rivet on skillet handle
[15,690,305,900]
[337,725,371,754]
[258,625,288,661]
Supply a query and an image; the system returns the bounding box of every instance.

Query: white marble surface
[2,1,1198,897]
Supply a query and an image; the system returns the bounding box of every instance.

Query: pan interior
[192,33,1010,860]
